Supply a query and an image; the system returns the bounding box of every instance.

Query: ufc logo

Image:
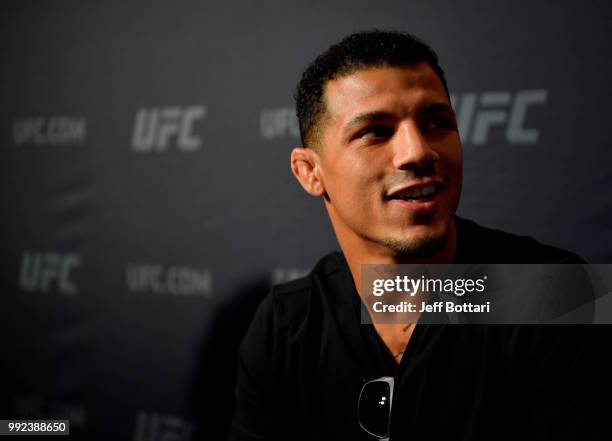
[271,267,308,285]
[133,411,194,441]
[19,251,81,295]
[260,107,300,139]
[13,116,86,145]
[451,90,547,145]
[132,106,206,151]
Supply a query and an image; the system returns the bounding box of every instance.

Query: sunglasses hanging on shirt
[358,376,394,440]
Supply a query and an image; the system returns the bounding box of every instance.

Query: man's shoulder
[259,251,345,326]
[275,251,342,290]
[273,250,342,293]
[455,216,584,263]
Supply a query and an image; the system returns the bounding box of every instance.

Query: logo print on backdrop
[260,90,547,145]
[260,107,300,139]
[132,106,207,152]
[451,90,547,145]
[13,395,87,429]
[13,116,87,145]
[18,251,81,295]
[133,411,195,441]
[271,267,309,285]
[126,263,213,298]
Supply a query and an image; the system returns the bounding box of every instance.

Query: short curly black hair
[294,30,449,148]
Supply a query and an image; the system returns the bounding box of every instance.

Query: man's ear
[290,147,326,197]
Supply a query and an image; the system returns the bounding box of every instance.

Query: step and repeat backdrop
[1,0,610,439]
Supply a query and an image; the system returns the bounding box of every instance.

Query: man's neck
[337,223,457,364]
[341,221,457,298]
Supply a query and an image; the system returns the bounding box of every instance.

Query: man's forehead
[323,63,449,122]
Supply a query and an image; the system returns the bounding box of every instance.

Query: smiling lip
[386,180,444,198]
[386,180,445,214]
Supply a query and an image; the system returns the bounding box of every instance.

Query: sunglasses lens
[359,381,391,437]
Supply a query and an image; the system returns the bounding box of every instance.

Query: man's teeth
[396,185,437,200]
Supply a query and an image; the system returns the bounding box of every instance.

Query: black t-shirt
[228,218,607,440]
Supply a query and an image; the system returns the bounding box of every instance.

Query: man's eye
[423,115,454,130]
[357,126,393,140]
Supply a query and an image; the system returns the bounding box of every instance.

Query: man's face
[313,64,462,257]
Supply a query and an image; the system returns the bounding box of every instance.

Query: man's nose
[391,122,439,170]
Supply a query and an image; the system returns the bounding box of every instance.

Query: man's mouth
[387,182,443,203]
[389,184,438,202]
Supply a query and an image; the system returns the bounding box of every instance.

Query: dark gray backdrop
[1,0,611,439]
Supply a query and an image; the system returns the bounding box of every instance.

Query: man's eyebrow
[345,111,397,131]
[344,103,454,132]
[420,102,454,115]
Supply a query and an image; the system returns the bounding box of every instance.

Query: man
[228,31,603,440]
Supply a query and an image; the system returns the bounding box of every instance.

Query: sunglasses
[358,376,394,440]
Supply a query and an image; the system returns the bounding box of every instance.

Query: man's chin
[380,224,449,258]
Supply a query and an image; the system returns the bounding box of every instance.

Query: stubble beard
[379,222,450,258]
